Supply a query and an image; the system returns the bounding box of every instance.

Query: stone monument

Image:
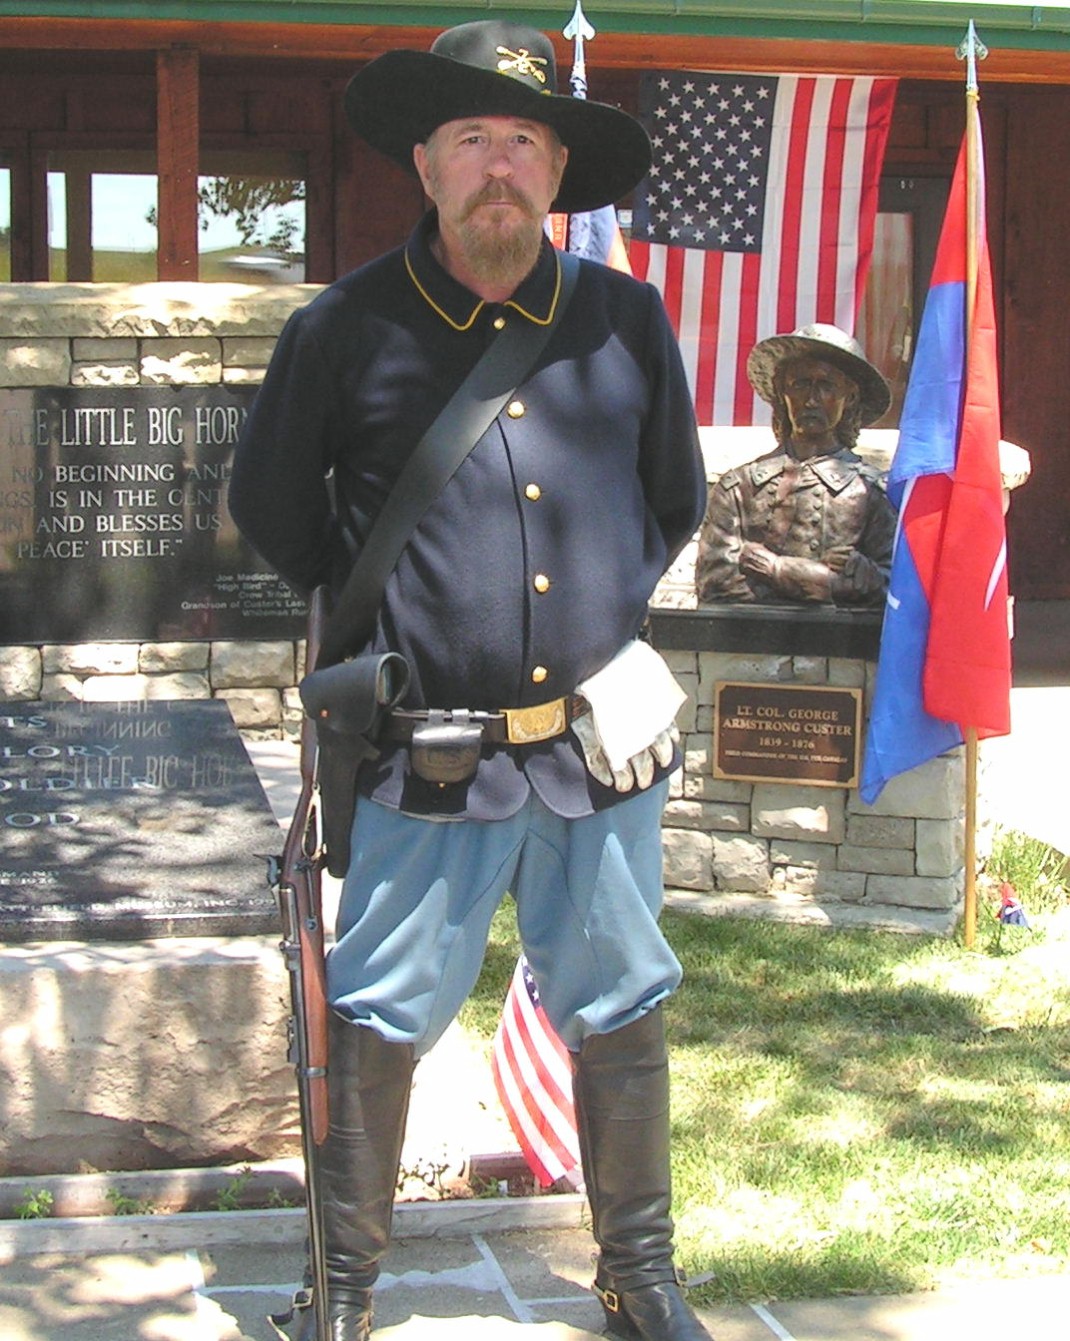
[0,698,299,1176]
[1,698,281,941]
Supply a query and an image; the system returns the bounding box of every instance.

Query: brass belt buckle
[503,698,567,745]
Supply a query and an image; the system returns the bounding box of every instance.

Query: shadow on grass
[702,1240,926,1303]
[464,909,1070,1301]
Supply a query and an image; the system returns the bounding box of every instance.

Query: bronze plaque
[714,681,862,787]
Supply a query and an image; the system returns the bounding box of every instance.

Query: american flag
[629,70,897,425]
[490,956,583,1189]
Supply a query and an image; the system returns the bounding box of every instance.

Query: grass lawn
[460,847,1070,1303]
[29,247,290,283]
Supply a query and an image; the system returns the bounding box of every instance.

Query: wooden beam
[156,45,200,281]
[5,16,1070,85]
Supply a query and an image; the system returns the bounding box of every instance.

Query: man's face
[413,115,567,286]
[779,356,859,456]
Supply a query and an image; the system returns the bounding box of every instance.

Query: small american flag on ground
[629,69,896,425]
[491,957,583,1189]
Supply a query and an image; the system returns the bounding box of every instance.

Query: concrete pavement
[4,1201,1070,1341]
[980,684,1070,858]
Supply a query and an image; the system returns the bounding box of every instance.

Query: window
[43,147,307,282]
[198,150,306,283]
[47,149,157,281]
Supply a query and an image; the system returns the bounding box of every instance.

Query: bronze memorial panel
[714,681,862,787]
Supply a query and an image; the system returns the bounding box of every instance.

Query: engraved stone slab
[0,699,282,941]
[0,385,306,643]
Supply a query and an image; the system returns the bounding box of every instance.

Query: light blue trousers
[326,781,681,1057]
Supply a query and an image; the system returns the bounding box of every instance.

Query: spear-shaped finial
[563,0,596,99]
[957,19,989,95]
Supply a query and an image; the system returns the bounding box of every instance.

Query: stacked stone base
[661,649,965,935]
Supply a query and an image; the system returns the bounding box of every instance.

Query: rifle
[268,585,331,1341]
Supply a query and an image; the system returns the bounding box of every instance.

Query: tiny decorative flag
[491,957,583,1189]
[998,882,1029,927]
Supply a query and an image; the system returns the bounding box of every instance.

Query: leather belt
[384,696,581,747]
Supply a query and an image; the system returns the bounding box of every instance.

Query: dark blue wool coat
[229,213,706,819]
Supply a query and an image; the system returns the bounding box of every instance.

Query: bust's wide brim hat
[344,20,651,215]
[747,323,892,426]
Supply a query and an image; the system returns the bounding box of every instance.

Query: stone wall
[0,282,1012,1180]
[0,282,315,738]
[0,286,314,1175]
[661,648,966,935]
[0,637,304,738]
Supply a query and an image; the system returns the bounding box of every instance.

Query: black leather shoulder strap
[316,250,581,668]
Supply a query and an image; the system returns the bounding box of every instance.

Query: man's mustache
[463,184,538,219]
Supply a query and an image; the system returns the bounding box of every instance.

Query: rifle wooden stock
[269,585,331,1341]
[279,584,331,1145]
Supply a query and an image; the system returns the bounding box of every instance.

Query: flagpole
[958,20,987,950]
[562,0,596,256]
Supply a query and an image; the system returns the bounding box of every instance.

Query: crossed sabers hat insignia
[496,46,548,84]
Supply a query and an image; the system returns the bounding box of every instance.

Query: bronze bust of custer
[695,323,896,607]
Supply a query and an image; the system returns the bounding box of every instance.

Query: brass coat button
[525,483,542,501]
[507,400,525,418]
[493,316,506,331]
[531,665,548,684]
[533,574,551,593]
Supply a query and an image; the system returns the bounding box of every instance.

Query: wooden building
[3,1,1070,602]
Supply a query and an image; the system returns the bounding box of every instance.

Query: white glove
[572,708,677,793]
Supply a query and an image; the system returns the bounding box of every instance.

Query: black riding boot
[573,1008,713,1341]
[301,1012,415,1341]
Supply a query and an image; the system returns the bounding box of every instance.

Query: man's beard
[455,184,546,287]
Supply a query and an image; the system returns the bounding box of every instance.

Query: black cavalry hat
[747,323,892,427]
[344,20,651,215]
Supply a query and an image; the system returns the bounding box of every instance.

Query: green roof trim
[5,0,1070,48]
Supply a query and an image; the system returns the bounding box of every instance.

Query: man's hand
[572,710,677,792]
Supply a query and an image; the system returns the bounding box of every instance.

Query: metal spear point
[957,18,989,94]
[563,0,596,98]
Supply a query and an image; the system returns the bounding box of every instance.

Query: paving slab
[0,1225,744,1341]
[765,1271,1070,1340]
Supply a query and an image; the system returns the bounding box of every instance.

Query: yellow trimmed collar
[405,211,564,331]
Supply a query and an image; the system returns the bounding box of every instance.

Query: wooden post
[66,166,93,282]
[156,45,199,280]
[964,730,979,948]
[28,148,51,281]
[961,44,983,951]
